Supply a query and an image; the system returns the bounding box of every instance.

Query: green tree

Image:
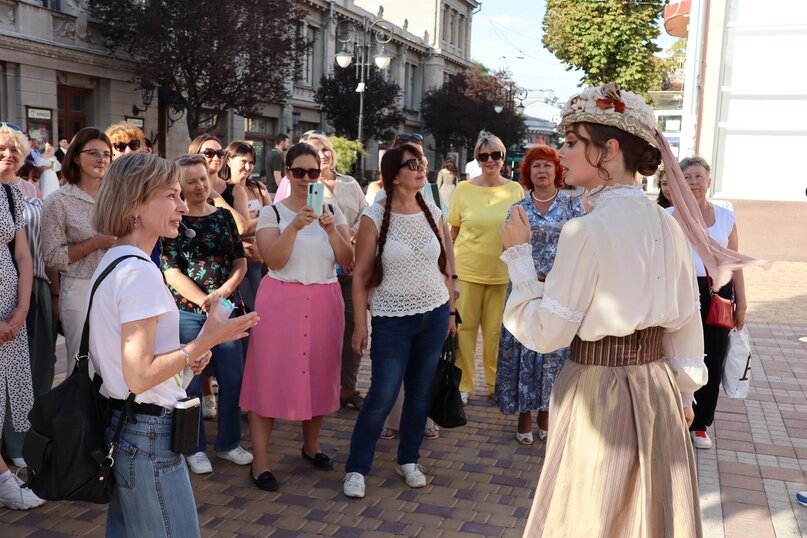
[314,64,405,143]
[543,0,665,93]
[87,0,310,137]
[330,136,366,175]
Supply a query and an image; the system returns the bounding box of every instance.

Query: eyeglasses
[288,167,321,179]
[113,140,141,153]
[396,133,423,143]
[300,130,324,141]
[477,151,503,162]
[199,148,225,159]
[399,158,426,172]
[80,149,112,161]
[0,122,23,133]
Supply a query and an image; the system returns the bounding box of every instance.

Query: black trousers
[339,274,361,389]
[690,276,733,431]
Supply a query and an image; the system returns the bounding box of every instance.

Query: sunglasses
[113,140,141,153]
[399,158,426,172]
[396,133,423,143]
[199,148,225,159]
[80,149,112,162]
[288,167,321,179]
[477,151,503,162]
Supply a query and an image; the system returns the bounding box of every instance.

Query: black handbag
[22,255,145,504]
[429,333,467,428]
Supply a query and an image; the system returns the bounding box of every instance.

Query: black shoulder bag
[23,255,146,504]
[429,330,468,428]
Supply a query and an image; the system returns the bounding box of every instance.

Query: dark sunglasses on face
[113,140,141,153]
[477,151,503,162]
[396,133,424,143]
[200,148,225,159]
[399,158,426,172]
[288,167,321,179]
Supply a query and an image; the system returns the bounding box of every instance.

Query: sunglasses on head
[113,140,141,153]
[399,158,426,172]
[300,130,325,142]
[0,122,23,133]
[288,167,321,179]
[199,148,225,159]
[477,151,503,162]
[396,133,423,143]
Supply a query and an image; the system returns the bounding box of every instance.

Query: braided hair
[368,143,447,289]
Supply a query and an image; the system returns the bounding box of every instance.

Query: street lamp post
[335,17,394,177]
[494,83,528,115]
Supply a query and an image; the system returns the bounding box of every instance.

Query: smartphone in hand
[307,183,324,217]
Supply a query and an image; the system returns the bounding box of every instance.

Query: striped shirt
[21,195,48,281]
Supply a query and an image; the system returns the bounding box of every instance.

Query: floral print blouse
[161,208,244,314]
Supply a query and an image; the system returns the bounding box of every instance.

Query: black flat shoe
[252,470,279,491]
[301,448,334,471]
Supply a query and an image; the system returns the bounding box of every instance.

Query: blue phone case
[307,183,324,216]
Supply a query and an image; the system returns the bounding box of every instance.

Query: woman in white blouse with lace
[500,85,707,537]
[343,144,456,499]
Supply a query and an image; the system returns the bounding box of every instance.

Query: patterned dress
[494,191,585,414]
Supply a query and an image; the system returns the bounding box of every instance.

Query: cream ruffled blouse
[500,185,707,405]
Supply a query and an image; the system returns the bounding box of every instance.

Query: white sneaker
[203,394,217,419]
[185,452,213,474]
[343,472,365,498]
[460,392,469,405]
[690,430,713,449]
[0,474,46,510]
[395,463,428,488]
[217,446,253,465]
[11,457,26,467]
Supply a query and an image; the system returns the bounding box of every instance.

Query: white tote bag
[722,328,752,399]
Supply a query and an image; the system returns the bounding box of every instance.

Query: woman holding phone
[241,143,353,491]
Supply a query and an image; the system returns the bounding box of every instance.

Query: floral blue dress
[494,191,585,414]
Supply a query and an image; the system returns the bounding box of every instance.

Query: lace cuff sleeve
[500,244,537,285]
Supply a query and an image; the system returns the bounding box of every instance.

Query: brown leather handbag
[704,270,735,330]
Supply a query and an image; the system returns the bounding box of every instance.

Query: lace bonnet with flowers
[559,83,658,147]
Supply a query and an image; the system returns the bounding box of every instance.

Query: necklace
[532,189,558,203]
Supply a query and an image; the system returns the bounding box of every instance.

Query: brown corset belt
[570,326,664,367]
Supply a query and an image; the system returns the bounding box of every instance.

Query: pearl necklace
[532,189,558,203]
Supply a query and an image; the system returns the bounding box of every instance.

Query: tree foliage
[330,136,366,175]
[314,64,405,143]
[422,66,527,158]
[543,0,665,94]
[87,0,309,136]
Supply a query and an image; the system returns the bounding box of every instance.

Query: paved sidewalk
[0,262,804,536]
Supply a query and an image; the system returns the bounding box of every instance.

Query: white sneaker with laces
[690,430,713,449]
[0,473,46,510]
[203,394,217,419]
[217,446,253,465]
[395,463,428,488]
[460,392,469,405]
[343,472,366,498]
[185,452,213,474]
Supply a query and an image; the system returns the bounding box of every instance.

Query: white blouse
[257,202,347,284]
[363,201,449,317]
[501,185,707,405]
[668,204,735,277]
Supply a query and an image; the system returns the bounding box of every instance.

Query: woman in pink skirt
[241,143,353,491]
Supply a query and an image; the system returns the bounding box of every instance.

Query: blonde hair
[94,152,181,237]
[0,125,30,164]
[104,121,146,145]
[473,130,506,158]
[303,132,338,171]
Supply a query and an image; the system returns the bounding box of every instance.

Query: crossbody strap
[3,183,16,262]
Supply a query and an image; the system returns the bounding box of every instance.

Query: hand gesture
[200,302,259,346]
[291,206,317,231]
[319,204,336,233]
[500,205,531,250]
[352,325,368,356]
[190,350,212,375]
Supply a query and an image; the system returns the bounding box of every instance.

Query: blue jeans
[179,311,244,454]
[346,303,449,475]
[105,409,200,537]
[237,262,263,359]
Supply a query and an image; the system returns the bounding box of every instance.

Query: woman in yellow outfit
[448,132,524,400]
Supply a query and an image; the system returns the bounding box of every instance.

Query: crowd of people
[0,81,764,536]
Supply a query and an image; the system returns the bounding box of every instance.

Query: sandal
[516,431,534,445]
[424,426,440,440]
[340,391,364,410]
[379,428,397,440]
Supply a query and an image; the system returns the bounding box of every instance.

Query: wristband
[449,311,457,316]
[451,275,458,280]
[179,346,190,368]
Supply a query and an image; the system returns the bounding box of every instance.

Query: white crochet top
[363,201,449,317]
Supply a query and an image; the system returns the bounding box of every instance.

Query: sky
[470,0,677,121]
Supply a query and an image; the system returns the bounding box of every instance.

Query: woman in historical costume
[500,83,764,537]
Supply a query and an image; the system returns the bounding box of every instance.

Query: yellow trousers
[455,279,508,394]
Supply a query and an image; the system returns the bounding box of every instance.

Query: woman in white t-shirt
[240,143,353,492]
[669,156,747,451]
[343,143,456,499]
[89,153,258,536]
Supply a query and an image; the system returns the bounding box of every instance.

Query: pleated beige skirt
[523,330,703,538]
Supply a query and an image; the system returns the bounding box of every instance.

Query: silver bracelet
[179,346,190,368]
